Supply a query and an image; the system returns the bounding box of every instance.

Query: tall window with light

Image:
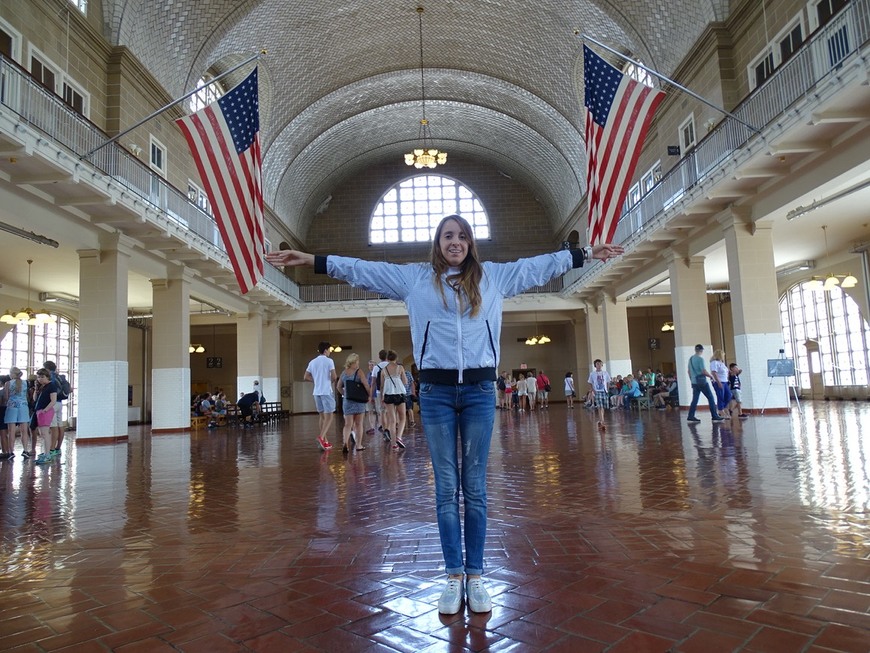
[780,283,870,390]
[188,75,224,113]
[370,175,490,244]
[0,314,79,417]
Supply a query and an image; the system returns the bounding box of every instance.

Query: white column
[602,294,632,377]
[150,273,191,430]
[722,215,788,410]
[236,312,263,398]
[667,250,713,405]
[261,319,280,404]
[584,298,607,376]
[368,314,385,363]
[76,237,130,441]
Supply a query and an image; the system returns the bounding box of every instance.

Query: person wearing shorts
[305,342,337,451]
[587,359,611,430]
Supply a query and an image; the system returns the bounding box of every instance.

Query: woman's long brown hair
[430,215,483,317]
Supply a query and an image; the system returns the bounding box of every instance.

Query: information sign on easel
[761,350,801,414]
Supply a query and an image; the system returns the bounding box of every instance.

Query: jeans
[688,381,719,419]
[418,381,496,576]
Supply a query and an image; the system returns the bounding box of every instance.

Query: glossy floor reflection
[1,402,869,652]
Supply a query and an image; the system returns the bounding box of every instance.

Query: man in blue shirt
[687,344,723,423]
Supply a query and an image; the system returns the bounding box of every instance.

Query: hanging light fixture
[661,321,675,332]
[0,260,57,326]
[327,320,342,353]
[189,344,206,354]
[524,313,551,345]
[802,225,859,292]
[404,6,447,169]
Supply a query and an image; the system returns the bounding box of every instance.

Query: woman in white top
[709,349,731,417]
[380,350,408,449]
[564,372,576,409]
[516,373,527,411]
[525,374,538,410]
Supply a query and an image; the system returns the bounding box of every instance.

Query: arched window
[780,283,870,390]
[188,75,224,113]
[0,314,79,417]
[370,175,490,244]
[623,61,655,88]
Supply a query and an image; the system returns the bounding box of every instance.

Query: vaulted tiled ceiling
[105,1,721,240]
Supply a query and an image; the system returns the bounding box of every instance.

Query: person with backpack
[43,361,69,458]
[496,372,507,409]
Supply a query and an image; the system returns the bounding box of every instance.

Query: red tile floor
[1,401,869,652]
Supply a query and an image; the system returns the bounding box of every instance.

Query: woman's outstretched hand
[591,243,624,261]
[264,250,315,267]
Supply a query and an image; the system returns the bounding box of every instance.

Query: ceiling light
[404,7,447,169]
[841,274,858,288]
[1,260,57,326]
[801,226,858,293]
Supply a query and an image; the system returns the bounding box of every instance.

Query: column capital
[98,231,136,257]
[663,248,705,269]
[77,248,101,263]
[750,221,774,235]
[717,206,752,234]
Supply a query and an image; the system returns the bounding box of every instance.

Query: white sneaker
[437,577,464,614]
[465,577,491,613]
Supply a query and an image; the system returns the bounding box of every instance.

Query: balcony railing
[564,0,870,290]
[0,56,299,300]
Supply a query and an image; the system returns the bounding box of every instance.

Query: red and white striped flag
[584,46,664,246]
[176,68,264,293]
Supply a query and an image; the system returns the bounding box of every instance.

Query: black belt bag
[419,367,497,385]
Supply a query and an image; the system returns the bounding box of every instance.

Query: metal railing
[564,0,870,290]
[0,55,299,301]
[3,0,866,305]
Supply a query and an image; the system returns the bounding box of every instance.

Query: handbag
[344,370,369,403]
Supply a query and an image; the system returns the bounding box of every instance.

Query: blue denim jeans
[418,381,496,576]
[688,381,719,419]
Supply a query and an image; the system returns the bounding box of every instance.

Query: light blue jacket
[319,250,585,381]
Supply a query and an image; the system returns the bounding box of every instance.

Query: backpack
[54,373,71,401]
[497,377,506,391]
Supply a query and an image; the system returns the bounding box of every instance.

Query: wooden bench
[259,402,290,422]
[190,415,209,429]
[631,395,652,410]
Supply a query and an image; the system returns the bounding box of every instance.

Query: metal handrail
[565,0,869,290]
[0,56,299,300]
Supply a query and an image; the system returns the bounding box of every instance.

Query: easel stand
[760,377,802,414]
[760,352,802,414]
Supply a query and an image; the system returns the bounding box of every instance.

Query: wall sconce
[189,344,206,354]
[661,321,675,332]
[127,143,143,157]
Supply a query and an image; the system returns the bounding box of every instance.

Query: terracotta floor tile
[812,623,870,653]
[1,403,869,651]
[743,625,814,652]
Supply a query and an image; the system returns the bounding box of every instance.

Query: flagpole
[577,33,761,134]
[81,50,267,160]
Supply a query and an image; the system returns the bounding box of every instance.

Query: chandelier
[803,225,858,292]
[0,259,57,326]
[404,7,447,169]
[524,313,551,345]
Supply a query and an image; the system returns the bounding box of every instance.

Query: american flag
[176,68,264,294]
[584,45,664,246]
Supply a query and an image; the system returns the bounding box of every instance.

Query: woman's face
[438,219,469,267]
